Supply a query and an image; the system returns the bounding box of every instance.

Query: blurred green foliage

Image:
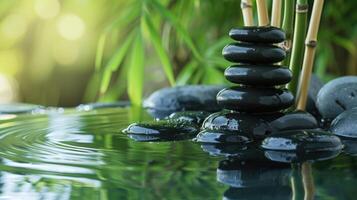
[0,0,356,106]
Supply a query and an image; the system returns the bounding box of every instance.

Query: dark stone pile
[196,26,295,143]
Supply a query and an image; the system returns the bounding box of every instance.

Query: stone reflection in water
[217,158,292,200]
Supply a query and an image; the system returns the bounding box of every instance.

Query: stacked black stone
[195,26,295,143]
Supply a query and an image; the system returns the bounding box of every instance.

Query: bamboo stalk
[288,0,308,97]
[241,0,254,26]
[256,0,269,26]
[302,163,315,200]
[282,0,296,65]
[271,0,282,27]
[296,0,325,110]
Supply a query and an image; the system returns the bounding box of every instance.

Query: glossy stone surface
[330,108,357,138]
[168,111,210,125]
[224,65,292,86]
[270,111,318,131]
[316,76,357,120]
[217,87,294,113]
[223,186,292,200]
[201,111,283,139]
[306,74,324,116]
[144,85,224,119]
[200,144,251,158]
[123,120,198,141]
[195,130,252,144]
[222,43,286,64]
[229,26,286,43]
[261,130,343,152]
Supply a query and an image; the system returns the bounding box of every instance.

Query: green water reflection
[0,107,355,199]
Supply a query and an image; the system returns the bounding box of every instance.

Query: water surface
[0,107,355,199]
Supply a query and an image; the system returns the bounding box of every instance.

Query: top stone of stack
[229,26,286,43]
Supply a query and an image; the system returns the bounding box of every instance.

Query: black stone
[224,65,292,86]
[123,120,198,141]
[330,108,357,138]
[229,26,286,43]
[261,130,343,152]
[143,85,224,119]
[222,43,286,64]
[306,74,324,116]
[270,111,318,131]
[217,87,294,113]
[195,130,252,144]
[167,111,210,125]
[201,111,283,139]
[200,143,251,158]
[316,76,357,120]
[223,186,292,200]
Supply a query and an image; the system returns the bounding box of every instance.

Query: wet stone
[123,120,198,141]
[223,186,292,200]
[217,87,294,113]
[222,43,286,64]
[201,111,283,139]
[261,130,343,152]
[330,108,357,138]
[229,26,286,43]
[270,111,318,132]
[200,143,250,158]
[306,74,324,116]
[167,111,211,125]
[316,76,357,120]
[195,130,252,144]
[224,65,292,86]
[144,85,224,119]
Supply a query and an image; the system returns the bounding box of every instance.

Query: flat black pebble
[225,65,292,86]
[123,120,198,141]
[270,111,318,131]
[229,26,286,43]
[144,85,224,119]
[223,186,292,200]
[316,76,357,120]
[200,143,249,158]
[330,108,357,138]
[202,111,283,139]
[264,149,341,163]
[217,87,294,113]
[261,130,343,152]
[222,43,286,64]
[195,130,252,144]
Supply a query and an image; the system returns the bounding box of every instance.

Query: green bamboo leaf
[95,33,107,71]
[149,0,202,60]
[99,33,135,94]
[144,15,175,86]
[127,31,145,106]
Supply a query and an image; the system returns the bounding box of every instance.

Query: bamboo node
[241,2,252,9]
[296,4,308,13]
[305,40,317,47]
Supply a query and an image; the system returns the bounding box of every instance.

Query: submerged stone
[200,143,251,158]
[316,76,357,120]
[222,43,286,64]
[217,159,291,188]
[229,26,286,43]
[201,111,282,139]
[168,111,210,125]
[340,139,357,156]
[123,120,198,141]
[270,111,318,131]
[224,65,292,86]
[261,130,343,152]
[144,85,224,119]
[330,108,357,138]
[195,130,252,144]
[217,87,294,113]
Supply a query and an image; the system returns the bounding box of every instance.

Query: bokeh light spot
[57,14,85,41]
[1,14,27,40]
[34,0,60,19]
